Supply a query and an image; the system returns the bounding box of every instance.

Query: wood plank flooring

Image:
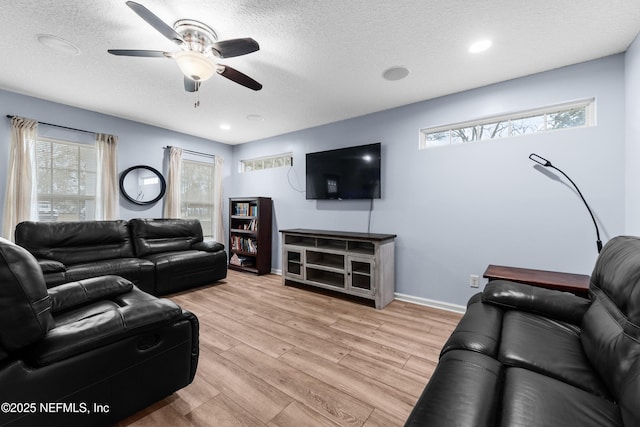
[118,270,462,427]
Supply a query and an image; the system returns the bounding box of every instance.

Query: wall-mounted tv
[306,142,381,200]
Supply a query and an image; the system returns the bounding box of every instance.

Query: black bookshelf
[229,197,272,275]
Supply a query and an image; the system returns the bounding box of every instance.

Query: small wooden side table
[483,264,590,298]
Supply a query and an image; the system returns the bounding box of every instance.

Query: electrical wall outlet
[469,274,480,288]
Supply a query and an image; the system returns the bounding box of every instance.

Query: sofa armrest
[482,280,590,325]
[38,259,66,274]
[47,275,133,313]
[441,293,504,358]
[27,298,182,366]
[192,240,225,252]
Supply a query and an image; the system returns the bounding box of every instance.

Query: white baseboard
[394,292,466,314]
[268,270,465,314]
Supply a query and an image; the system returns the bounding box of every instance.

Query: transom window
[419,99,595,149]
[240,152,293,173]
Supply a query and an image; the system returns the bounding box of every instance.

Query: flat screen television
[306,143,381,200]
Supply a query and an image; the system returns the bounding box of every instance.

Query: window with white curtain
[180,159,214,238]
[36,137,97,221]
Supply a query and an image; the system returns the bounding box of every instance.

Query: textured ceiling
[1,0,639,144]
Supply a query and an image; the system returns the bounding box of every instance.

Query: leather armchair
[0,237,199,426]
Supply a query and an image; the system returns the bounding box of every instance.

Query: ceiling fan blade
[108,49,169,58]
[184,77,201,92]
[218,65,262,91]
[125,1,184,45]
[211,38,260,58]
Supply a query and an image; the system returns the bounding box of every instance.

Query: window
[240,152,293,173]
[419,99,595,149]
[36,137,96,221]
[181,159,215,238]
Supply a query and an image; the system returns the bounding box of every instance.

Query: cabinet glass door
[285,249,303,279]
[348,256,374,295]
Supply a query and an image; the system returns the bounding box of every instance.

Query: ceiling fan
[108,1,262,102]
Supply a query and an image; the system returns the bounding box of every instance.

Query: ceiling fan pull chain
[194,91,200,108]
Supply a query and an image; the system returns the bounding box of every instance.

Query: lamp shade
[173,51,216,81]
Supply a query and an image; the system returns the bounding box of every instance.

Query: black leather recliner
[14,220,155,291]
[129,218,228,295]
[14,218,227,295]
[0,237,199,426]
[405,235,640,427]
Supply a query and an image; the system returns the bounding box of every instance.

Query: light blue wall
[232,55,626,306]
[0,89,233,233]
[0,54,629,307]
[626,35,640,234]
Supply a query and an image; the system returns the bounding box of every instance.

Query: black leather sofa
[14,218,227,295]
[0,237,199,427]
[405,235,640,427]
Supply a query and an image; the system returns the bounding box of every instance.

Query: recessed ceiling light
[469,39,492,54]
[382,66,410,81]
[220,124,231,130]
[36,34,81,56]
[246,114,264,122]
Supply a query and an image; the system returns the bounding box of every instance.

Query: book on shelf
[236,219,257,231]
[230,235,258,253]
[234,202,258,217]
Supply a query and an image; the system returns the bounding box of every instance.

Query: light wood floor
[118,270,462,427]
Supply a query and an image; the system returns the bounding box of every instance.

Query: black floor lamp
[529,153,602,253]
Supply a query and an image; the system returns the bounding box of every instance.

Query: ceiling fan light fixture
[173,51,216,81]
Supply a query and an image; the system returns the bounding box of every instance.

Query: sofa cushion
[581,294,640,399]
[129,218,203,257]
[63,258,155,293]
[0,238,54,351]
[588,236,640,323]
[581,236,640,408]
[499,310,610,398]
[619,357,640,427]
[500,368,623,427]
[15,220,135,264]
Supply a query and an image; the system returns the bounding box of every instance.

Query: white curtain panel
[95,133,119,220]
[213,155,224,242]
[2,117,38,240]
[164,146,183,218]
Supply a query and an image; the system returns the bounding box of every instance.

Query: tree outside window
[180,159,214,238]
[36,137,96,221]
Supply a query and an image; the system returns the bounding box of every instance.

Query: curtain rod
[6,115,95,135]
[164,145,216,158]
